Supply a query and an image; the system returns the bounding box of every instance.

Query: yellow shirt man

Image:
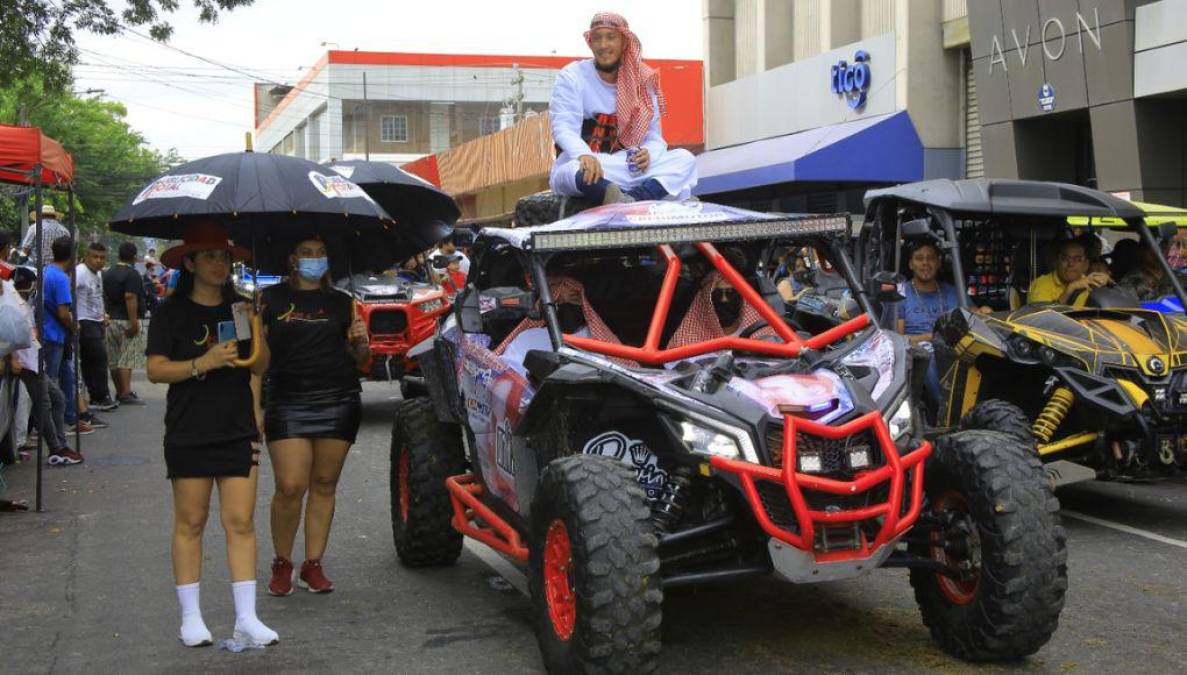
[1026,240,1110,307]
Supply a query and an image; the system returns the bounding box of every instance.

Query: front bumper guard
[711,411,931,564]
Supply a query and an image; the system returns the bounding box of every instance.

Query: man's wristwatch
[191,359,205,381]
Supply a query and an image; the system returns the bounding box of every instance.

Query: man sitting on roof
[549,12,697,205]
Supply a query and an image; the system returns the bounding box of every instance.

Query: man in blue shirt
[895,241,986,409]
[42,236,84,432]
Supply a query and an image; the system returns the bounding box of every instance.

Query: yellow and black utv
[859,178,1187,486]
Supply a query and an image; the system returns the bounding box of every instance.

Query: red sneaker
[298,560,334,593]
[267,557,294,597]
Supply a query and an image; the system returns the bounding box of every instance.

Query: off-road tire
[959,399,1035,444]
[529,455,662,674]
[515,191,596,227]
[390,398,466,567]
[909,429,1067,661]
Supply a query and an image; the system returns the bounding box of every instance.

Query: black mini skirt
[165,440,258,480]
[264,389,362,443]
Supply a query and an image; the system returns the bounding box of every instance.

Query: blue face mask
[296,256,329,281]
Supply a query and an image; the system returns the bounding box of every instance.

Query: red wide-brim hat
[160,221,251,270]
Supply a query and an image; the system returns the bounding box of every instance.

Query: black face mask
[556,303,586,334]
[711,289,742,327]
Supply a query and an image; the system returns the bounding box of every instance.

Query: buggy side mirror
[454,285,483,333]
[867,271,904,303]
[1157,222,1179,242]
[900,217,936,240]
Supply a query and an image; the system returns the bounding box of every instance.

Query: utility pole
[510,63,525,122]
[362,71,371,161]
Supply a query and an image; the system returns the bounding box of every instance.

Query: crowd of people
[4,205,165,467]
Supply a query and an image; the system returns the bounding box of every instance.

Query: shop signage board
[1038,83,1056,112]
[830,50,871,110]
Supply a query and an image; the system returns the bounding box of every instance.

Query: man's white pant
[550,148,697,200]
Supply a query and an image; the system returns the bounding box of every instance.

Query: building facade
[697,0,969,212]
[699,0,1187,212]
[254,52,569,165]
[968,0,1187,206]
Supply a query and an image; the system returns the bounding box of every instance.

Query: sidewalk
[0,377,540,674]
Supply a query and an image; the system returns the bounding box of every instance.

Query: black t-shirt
[146,295,257,448]
[104,264,147,320]
[262,284,360,396]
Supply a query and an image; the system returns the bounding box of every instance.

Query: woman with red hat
[145,220,278,648]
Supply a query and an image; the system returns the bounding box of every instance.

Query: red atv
[336,272,450,384]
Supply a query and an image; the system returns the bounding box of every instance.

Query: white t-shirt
[13,293,40,373]
[502,325,590,379]
[76,264,105,323]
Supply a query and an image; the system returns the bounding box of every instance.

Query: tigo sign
[830,50,871,110]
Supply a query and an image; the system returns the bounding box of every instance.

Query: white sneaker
[233,617,279,647]
[178,617,213,647]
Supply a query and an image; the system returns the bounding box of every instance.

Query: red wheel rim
[929,490,981,606]
[399,446,410,522]
[543,519,576,641]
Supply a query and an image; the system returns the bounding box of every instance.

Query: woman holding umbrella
[263,236,369,596]
[145,221,277,648]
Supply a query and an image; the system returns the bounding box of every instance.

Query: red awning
[0,124,75,186]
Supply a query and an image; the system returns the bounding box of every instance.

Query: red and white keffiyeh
[666,272,774,349]
[584,12,667,149]
[495,276,622,355]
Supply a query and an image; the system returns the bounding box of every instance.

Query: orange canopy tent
[0,124,74,186]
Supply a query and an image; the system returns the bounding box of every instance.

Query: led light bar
[530,216,848,252]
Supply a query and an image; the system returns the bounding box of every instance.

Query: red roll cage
[561,242,871,365]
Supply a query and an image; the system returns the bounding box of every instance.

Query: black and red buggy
[390,201,1067,672]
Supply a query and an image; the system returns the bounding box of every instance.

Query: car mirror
[454,285,483,333]
[868,271,904,303]
[900,217,935,240]
[1157,222,1179,242]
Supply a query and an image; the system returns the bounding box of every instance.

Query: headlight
[419,298,444,313]
[679,421,742,460]
[885,398,912,441]
[243,282,256,292]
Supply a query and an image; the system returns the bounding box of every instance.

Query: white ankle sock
[231,580,278,645]
[176,582,211,647]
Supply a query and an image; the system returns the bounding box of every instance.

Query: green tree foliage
[1,0,255,93]
[1,83,176,241]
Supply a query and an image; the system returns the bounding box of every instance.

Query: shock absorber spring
[1032,387,1074,443]
[651,467,692,533]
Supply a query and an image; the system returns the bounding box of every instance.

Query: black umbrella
[326,159,460,234]
[109,152,401,275]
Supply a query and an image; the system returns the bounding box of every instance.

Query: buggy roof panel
[481,200,848,252]
[865,179,1147,220]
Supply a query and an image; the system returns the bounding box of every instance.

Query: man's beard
[595,58,621,73]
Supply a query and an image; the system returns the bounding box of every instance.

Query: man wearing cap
[22,204,70,268]
[549,12,697,205]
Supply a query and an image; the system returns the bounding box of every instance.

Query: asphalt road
[2,379,1186,674]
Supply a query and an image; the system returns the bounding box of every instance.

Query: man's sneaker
[89,398,119,412]
[47,452,64,465]
[267,557,294,597]
[66,420,95,435]
[297,560,334,593]
[80,413,109,429]
[54,449,83,466]
[117,392,147,406]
